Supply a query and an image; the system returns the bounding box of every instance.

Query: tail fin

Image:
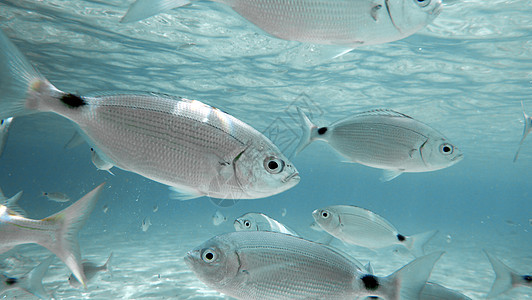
[40,183,106,289]
[4,190,27,217]
[0,29,50,119]
[514,101,532,162]
[121,0,191,23]
[102,252,113,272]
[295,107,319,155]
[404,230,438,257]
[375,251,444,300]
[484,250,521,298]
[17,255,54,300]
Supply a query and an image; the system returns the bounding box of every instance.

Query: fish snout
[282,171,300,184]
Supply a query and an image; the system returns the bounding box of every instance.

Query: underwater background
[0,0,531,299]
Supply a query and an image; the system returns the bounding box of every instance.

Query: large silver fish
[313,205,437,257]
[68,253,113,289]
[185,231,443,300]
[234,212,298,236]
[297,108,463,181]
[0,256,54,300]
[484,250,532,299]
[122,0,442,55]
[513,101,532,162]
[0,183,105,288]
[0,30,299,200]
[0,117,13,157]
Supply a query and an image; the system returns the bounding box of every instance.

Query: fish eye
[264,156,285,174]
[244,220,251,228]
[414,0,431,7]
[201,248,217,263]
[439,143,454,155]
[321,210,330,219]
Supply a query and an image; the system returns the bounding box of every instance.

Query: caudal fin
[17,256,54,300]
[404,230,438,257]
[295,107,319,155]
[121,0,191,23]
[40,183,105,289]
[484,250,520,298]
[0,29,50,119]
[514,101,532,162]
[375,251,444,300]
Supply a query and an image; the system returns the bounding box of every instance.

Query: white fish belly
[329,121,427,170]
[223,0,397,45]
[71,95,250,198]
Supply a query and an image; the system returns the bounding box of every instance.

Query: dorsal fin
[353,109,413,119]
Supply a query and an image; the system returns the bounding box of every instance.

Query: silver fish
[185,231,443,299]
[513,101,532,162]
[141,217,152,232]
[122,0,442,53]
[0,30,299,200]
[0,256,54,300]
[297,108,463,181]
[234,212,298,236]
[313,205,437,257]
[0,117,13,157]
[0,183,105,288]
[281,207,287,217]
[68,253,112,288]
[90,147,115,175]
[484,250,532,299]
[42,191,70,203]
[153,204,159,212]
[212,210,227,226]
[102,204,109,214]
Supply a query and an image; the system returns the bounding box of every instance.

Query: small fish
[141,217,152,232]
[68,253,112,288]
[90,148,115,175]
[281,208,287,217]
[514,101,532,162]
[122,0,442,57]
[42,191,70,203]
[212,210,227,226]
[0,188,26,217]
[296,108,463,181]
[529,218,532,226]
[313,205,438,257]
[484,250,532,298]
[0,117,13,157]
[234,212,298,236]
[153,205,159,212]
[0,256,54,300]
[0,183,105,288]
[102,204,109,214]
[185,231,444,299]
[0,30,299,200]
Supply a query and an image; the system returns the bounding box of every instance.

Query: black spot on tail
[317,127,327,135]
[397,234,406,242]
[60,93,86,108]
[361,274,379,291]
[5,277,17,285]
[524,275,532,282]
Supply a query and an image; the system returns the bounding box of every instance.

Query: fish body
[42,191,70,203]
[90,147,115,175]
[122,0,442,50]
[0,30,299,200]
[234,212,298,236]
[212,210,227,226]
[514,101,532,162]
[141,217,152,232]
[0,184,105,288]
[0,117,13,157]
[185,231,443,299]
[484,250,532,298]
[0,256,54,300]
[297,108,463,181]
[68,253,112,288]
[313,205,437,256]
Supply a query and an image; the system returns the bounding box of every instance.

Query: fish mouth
[184,251,196,268]
[282,172,300,183]
[451,153,464,162]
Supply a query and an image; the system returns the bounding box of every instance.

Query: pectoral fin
[380,169,403,182]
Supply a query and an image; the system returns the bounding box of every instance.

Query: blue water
[1,0,531,299]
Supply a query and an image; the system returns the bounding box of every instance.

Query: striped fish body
[28,84,299,200]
